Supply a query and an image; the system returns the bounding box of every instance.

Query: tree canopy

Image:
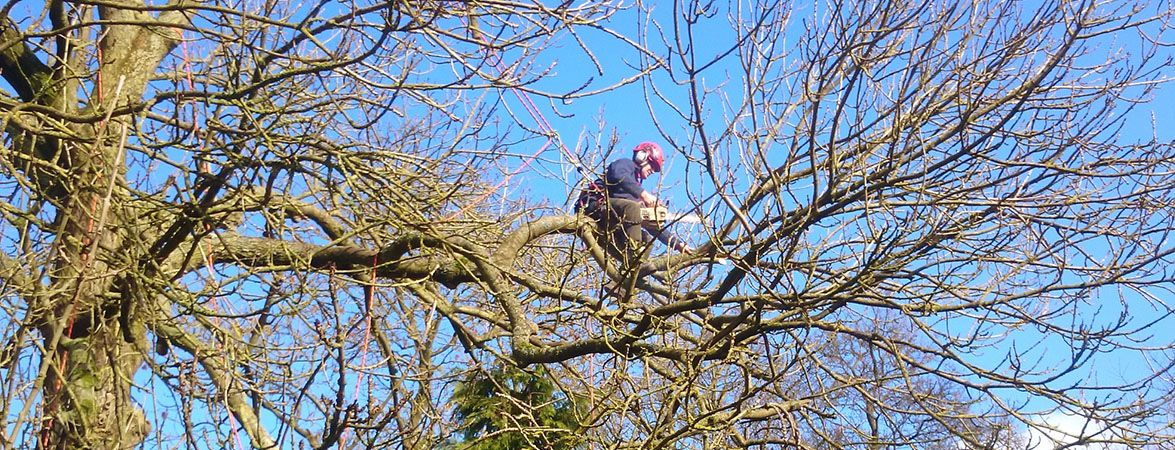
[0,0,1172,449]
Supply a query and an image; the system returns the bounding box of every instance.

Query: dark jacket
[579,158,686,250]
[600,158,646,200]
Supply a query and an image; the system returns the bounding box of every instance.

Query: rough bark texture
[1,3,182,448]
[0,1,1171,449]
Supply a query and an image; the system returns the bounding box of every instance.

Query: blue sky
[2,1,1170,448]
[473,1,1175,209]
[457,2,1175,447]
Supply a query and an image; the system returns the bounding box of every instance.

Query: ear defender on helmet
[633,142,664,172]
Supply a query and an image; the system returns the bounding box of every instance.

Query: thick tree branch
[204,232,475,288]
[0,18,53,101]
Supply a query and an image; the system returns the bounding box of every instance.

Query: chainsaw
[640,206,705,225]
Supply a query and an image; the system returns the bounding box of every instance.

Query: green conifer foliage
[450,364,584,450]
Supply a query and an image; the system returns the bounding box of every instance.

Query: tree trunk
[41,323,149,449]
[38,116,145,449]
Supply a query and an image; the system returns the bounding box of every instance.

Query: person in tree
[577,142,693,260]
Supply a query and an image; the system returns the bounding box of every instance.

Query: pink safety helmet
[633,142,665,172]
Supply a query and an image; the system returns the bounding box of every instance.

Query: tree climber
[576,142,693,262]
